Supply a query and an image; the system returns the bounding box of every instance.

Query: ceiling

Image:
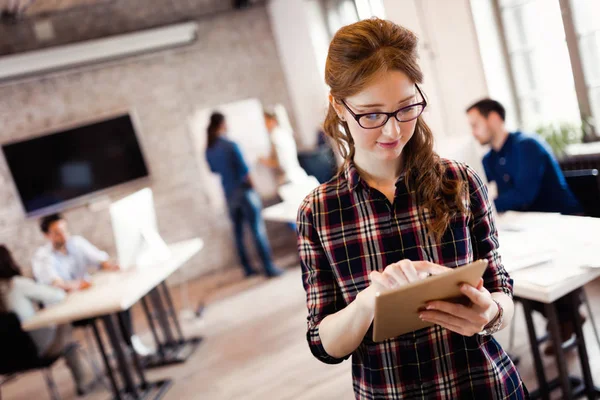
[1,0,112,16]
[25,0,111,15]
[1,0,254,17]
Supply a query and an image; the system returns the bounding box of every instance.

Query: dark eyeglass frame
[339,84,427,129]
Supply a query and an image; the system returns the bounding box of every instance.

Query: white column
[268,0,330,149]
[382,0,489,139]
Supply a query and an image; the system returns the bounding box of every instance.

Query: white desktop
[109,188,171,270]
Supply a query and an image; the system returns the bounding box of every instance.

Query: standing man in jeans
[205,111,284,278]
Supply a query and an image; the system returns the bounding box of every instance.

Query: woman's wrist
[355,286,376,322]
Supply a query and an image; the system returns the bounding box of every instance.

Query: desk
[264,202,600,399]
[262,201,299,224]
[23,238,204,400]
[497,213,600,400]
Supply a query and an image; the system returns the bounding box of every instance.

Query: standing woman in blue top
[205,112,283,278]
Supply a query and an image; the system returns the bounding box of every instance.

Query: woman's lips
[377,139,400,149]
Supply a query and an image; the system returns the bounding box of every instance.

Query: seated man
[466,98,582,215]
[32,213,152,356]
[467,99,584,353]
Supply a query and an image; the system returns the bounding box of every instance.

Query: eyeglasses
[339,84,427,129]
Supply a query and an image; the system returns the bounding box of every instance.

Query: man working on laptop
[33,213,152,356]
[466,99,584,354]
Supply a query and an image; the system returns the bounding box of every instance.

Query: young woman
[205,112,283,278]
[297,19,526,399]
[0,245,95,395]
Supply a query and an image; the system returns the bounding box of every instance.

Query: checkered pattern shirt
[297,159,527,399]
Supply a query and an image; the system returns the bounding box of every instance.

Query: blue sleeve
[207,156,216,173]
[482,154,494,183]
[494,140,546,212]
[231,143,250,178]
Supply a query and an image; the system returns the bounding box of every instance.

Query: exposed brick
[0,5,294,281]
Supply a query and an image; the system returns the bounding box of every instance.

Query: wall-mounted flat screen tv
[2,114,149,217]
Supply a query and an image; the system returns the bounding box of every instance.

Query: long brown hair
[0,245,22,313]
[324,18,465,240]
[207,112,225,149]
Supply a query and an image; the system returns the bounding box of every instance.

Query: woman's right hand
[357,260,451,314]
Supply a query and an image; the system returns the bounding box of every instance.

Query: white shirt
[2,276,66,353]
[271,126,307,184]
[32,236,109,285]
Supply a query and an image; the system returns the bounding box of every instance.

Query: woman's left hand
[419,278,499,336]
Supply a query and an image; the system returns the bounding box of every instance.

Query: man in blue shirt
[466,99,581,214]
[466,99,584,353]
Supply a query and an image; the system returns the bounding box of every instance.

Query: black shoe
[266,267,285,278]
[245,270,259,278]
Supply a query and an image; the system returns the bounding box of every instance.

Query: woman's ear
[329,93,345,121]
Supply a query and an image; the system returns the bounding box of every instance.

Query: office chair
[563,169,600,218]
[0,313,66,400]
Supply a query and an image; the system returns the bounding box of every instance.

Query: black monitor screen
[2,114,149,216]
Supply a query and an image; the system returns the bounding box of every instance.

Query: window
[472,0,598,135]
[500,0,580,129]
[354,0,385,20]
[321,0,385,37]
[571,0,600,127]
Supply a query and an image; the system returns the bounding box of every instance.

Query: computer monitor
[109,188,170,269]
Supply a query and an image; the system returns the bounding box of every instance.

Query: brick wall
[0,4,295,281]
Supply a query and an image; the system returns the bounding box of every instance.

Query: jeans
[228,188,277,275]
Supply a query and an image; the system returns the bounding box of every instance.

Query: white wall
[383,0,489,139]
[381,0,446,139]
[268,0,330,149]
[268,0,489,152]
[470,0,518,131]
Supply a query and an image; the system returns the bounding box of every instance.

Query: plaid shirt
[298,159,526,399]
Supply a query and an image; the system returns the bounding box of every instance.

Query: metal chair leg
[581,288,600,351]
[42,369,61,400]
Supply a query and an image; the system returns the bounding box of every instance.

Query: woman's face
[333,70,419,163]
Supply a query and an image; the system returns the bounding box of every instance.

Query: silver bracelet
[478,300,504,336]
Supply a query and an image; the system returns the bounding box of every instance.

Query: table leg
[580,288,600,352]
[142,285,203,369]
[159,282,185,343]
[102,314,139,397]
[149,288,176,346]
[545,302,573,400]
[117,312,149,389]
[521,299,550,400]
[141,297,165,358]
[91,320,121,400]
[570,292,597,399]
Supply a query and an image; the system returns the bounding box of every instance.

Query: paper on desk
[512,264,589,287]
[498,230,560,272]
